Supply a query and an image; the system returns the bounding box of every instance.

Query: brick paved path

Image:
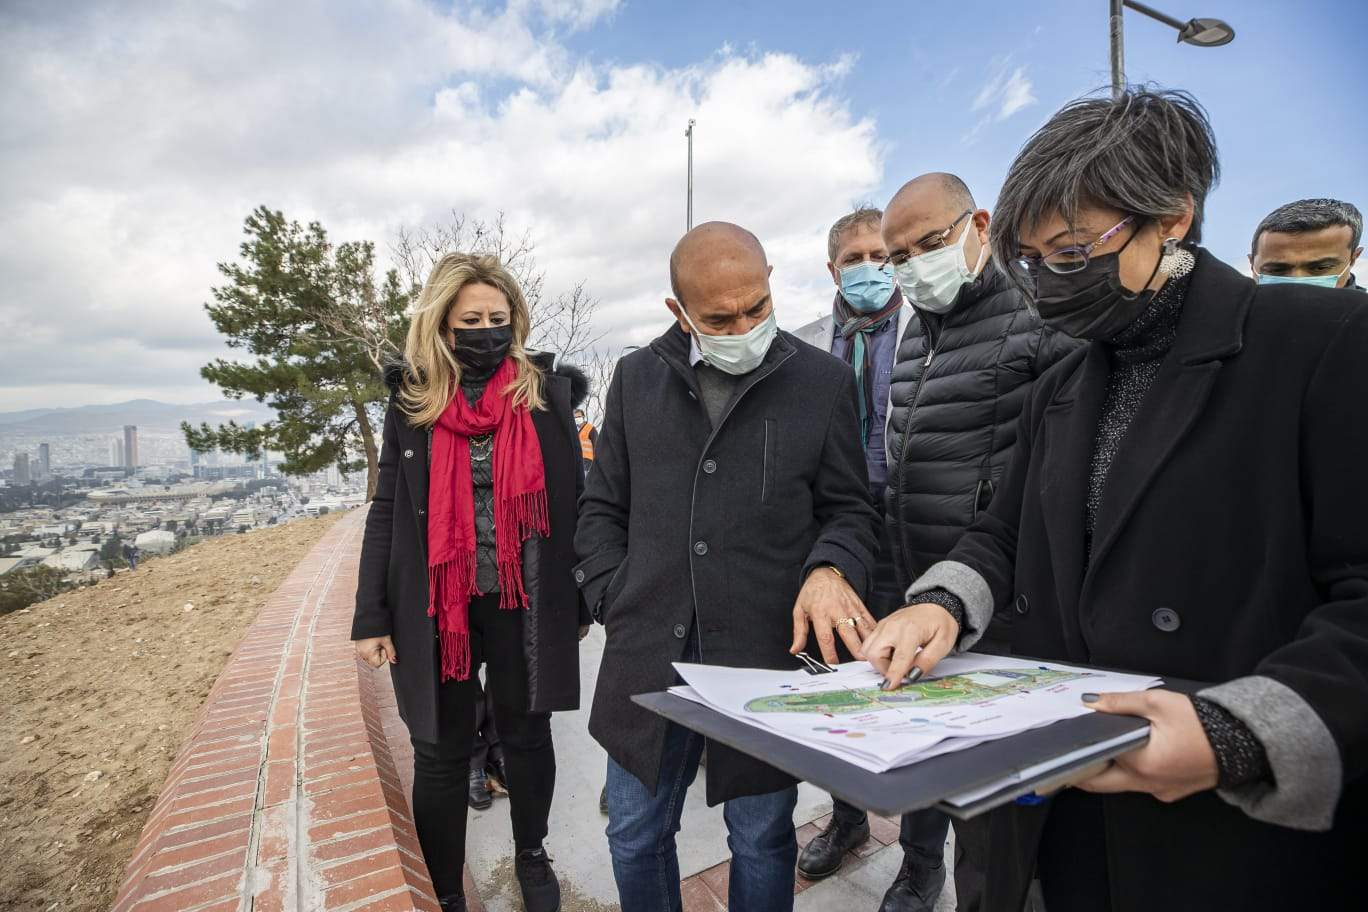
[114,507,953,911]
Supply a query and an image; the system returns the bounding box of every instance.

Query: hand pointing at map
[858,602,961,690]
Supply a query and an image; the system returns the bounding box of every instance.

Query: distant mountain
[0,399,277,434]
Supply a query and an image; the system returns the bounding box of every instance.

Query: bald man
[872,174,1078,912]
[576,222,879,911]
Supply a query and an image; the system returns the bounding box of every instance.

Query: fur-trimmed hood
[383,354,590,409]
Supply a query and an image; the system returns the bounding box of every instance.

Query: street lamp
[685,119,696,231]
[1109,0,1235,98]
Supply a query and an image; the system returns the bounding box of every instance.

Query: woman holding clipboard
[861,88,1368,911]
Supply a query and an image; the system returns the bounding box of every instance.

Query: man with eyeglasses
[1249,198,1364,291]
[871,173,1079,912]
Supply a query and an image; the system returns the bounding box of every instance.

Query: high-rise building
[123,425,139,468]
[110,438,124,467]
[13,453,31,485]
[37,443,51,480]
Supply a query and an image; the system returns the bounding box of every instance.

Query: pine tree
[183,207,407,499]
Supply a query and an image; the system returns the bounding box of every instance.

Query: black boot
[878,854,946,912]
[514,847,561,912]
[467,769,492,811]
[438,892,467,912]
[796,814,870,880]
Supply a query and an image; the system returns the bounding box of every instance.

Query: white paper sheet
[671,654,1160,774]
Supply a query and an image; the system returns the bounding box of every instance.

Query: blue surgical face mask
[837,262,895,313]
[1257,264,1350,288]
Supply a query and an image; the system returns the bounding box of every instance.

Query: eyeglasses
[888,210,973,266]
[1014,216,1135,277]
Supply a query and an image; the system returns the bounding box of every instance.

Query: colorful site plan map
[743,667,1089,715]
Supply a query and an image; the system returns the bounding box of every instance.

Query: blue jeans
[605,720,798,912]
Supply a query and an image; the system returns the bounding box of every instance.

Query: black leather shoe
[599,784,609,816]
[467,770,492,810]
[515,847,561,912]
[796,815,870,880]
[878,855,946,912]
[438,893,467,912]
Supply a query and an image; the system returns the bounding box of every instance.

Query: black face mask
[1033,227,1163,342]
[449,325,513,378]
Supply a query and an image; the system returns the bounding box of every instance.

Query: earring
[1159,237,1196,278]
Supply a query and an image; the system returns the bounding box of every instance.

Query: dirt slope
[0,512,345,912]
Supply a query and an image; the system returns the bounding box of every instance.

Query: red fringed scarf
[428,358,549,682]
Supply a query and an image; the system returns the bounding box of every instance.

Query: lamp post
[685,119,696,231]
[1109,0,1235,99]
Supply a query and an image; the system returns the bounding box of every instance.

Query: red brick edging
[111,510,440,912]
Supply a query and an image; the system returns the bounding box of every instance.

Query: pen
[879,667,924,690]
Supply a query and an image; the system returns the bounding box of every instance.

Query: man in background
[1250,197,1363,290]
[574,408,598,475]
[791,208,915,890]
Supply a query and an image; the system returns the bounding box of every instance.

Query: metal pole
[685,119,696,231]
[1123,0,1188,31]
[1109,0,1125,99]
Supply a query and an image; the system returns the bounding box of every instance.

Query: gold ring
[837,617,858,629]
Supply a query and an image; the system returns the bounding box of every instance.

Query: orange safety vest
[578,422,596,461]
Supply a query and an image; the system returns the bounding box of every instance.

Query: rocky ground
[0,512,345,912]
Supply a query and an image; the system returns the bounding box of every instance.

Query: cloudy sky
[3,0,1364,410]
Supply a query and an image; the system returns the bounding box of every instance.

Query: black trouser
[409,594,555,899]
[471,684,503,773]
[831,799,950,862]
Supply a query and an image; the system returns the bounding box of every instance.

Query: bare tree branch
[388,211,603,362]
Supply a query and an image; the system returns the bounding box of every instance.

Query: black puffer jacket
[885,265,1079,588]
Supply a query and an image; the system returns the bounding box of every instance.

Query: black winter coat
[937,251,1368,910]
[575,326,880,804]
[351,354,588,743]
[884,266,1078,588]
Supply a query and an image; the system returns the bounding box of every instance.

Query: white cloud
[962,61,1037,146]
[0,0,883,409]
[972,64,1037,122]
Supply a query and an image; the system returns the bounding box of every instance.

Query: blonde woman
[352,254,589,912]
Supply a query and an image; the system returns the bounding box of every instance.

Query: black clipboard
[633,669,1202,819]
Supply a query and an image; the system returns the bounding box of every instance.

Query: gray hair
[1251,198,1362,255]
[827,207,883,262]
[989,87,1220,289]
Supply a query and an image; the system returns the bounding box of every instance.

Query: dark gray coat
[351,354,588,742]
[575,326,879,804]
[884,266,1078,588]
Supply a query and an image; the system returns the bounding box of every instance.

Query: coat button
[693,541,708,556]
[404,449,414,458]
[417,507,426,516]
[1015,593,1029,615]
[574,570,585,584]
[702,459,718,475]
[673,624,687,639]
[1152,607,1181,633]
